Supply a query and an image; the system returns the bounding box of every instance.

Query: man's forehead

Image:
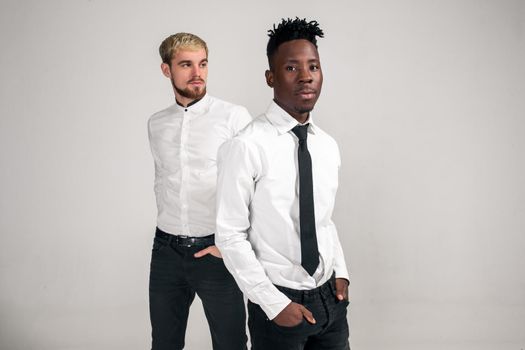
[172,48,208,61]
[275,40,319,58]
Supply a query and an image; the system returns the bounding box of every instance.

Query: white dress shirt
[216,101,349,319]
[148,94,252,237]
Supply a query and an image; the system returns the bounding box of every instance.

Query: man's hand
[194,245,222,258]
[273,302,316,327]
[335,278,349,301]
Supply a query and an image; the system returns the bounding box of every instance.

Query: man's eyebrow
[283,58,319,63]
[176,59,208,65]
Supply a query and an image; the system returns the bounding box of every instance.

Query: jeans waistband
[274,273,336,303]
[155,227,215,247]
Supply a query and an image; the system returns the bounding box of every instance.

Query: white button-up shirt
[148,94,252,237]
[216,101,349,319]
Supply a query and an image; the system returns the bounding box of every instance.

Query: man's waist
[261,262,335,290]
[274,273,336,303]
[155,227,215,247]
[156,217,215,237]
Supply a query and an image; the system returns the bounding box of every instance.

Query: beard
[172,78,207,100]
[294,104,315,115]
[295,106,314,114]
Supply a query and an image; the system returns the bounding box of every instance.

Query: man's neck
[175,95,203,108]
[274,99,309,124]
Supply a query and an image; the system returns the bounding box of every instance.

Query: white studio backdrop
[0,0,524,349]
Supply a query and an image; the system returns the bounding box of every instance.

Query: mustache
[188,78,205,84]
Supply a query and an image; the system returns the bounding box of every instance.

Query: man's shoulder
[218,116,270,160]
[148,104,177,125]
[206,96,252,131]
[207,95,249,114]
[235,114,274,139]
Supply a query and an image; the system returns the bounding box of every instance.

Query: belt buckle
[178,236,193,248]
[176,235,188,247]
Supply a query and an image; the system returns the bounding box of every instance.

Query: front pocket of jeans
[152,237,168,252]
[203,253,223,262]
[271,318,307,334]
[338,299,350,308]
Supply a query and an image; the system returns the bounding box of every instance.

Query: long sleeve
[331,221,350,282]
[147,119,162,202]
[215,138,291,320]
[331,144,349,282]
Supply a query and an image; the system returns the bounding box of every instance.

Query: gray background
[1,0,524,349]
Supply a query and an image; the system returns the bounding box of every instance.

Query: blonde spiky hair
[159,32,208,65]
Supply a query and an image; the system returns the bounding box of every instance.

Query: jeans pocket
[270,318,307,335]
[202,252,223,262]
[152,236,168,252]
[339,299,350,307]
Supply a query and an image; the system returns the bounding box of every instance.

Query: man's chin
[295,105,314,115]
[188,90,206,100]
[175,86,207,100]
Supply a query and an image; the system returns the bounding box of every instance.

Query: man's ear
[161,63,171,78]
[265,69,274,88]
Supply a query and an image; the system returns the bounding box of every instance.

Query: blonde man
[148,33,251,350]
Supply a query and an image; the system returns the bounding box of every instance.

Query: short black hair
[266,17,324,68]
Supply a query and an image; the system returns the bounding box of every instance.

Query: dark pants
[248,276,350,350]
[149,232,247,350]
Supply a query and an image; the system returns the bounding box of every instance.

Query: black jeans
[149,233,247,350]
[248,276,350,350]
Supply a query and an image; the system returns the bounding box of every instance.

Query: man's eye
[286,66,296,71]
[311,65,319,71]
[200,63,208,68]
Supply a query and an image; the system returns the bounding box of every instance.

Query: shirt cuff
[254,284,292,320]
[334,266,350,284]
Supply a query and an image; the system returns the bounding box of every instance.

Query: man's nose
[191,64,201,77]
[298,67,313,83]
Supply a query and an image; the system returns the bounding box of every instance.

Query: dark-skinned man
[215,18,351,349]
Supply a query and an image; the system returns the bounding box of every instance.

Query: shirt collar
[265,100,318,135]
[174,93,210,114]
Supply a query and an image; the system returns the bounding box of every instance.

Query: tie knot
[292,124,309,141]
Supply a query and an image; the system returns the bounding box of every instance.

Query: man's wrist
[258,290,291,320]
[335,277,349,286]
[270,300,292,320]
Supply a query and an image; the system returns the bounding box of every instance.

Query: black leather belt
[155,227,215,247]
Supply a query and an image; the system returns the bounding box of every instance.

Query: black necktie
[292,124,319,276]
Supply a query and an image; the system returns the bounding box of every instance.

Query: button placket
[180,114,190,235]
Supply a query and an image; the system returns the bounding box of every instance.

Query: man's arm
[195,106,252,260]
[147,119,162,199]
[332,226,350,301]
[332,142,350,300]
[215,137,291,320]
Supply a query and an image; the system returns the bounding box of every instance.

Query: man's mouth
[189,79,205,86]
[296,89,316,100]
